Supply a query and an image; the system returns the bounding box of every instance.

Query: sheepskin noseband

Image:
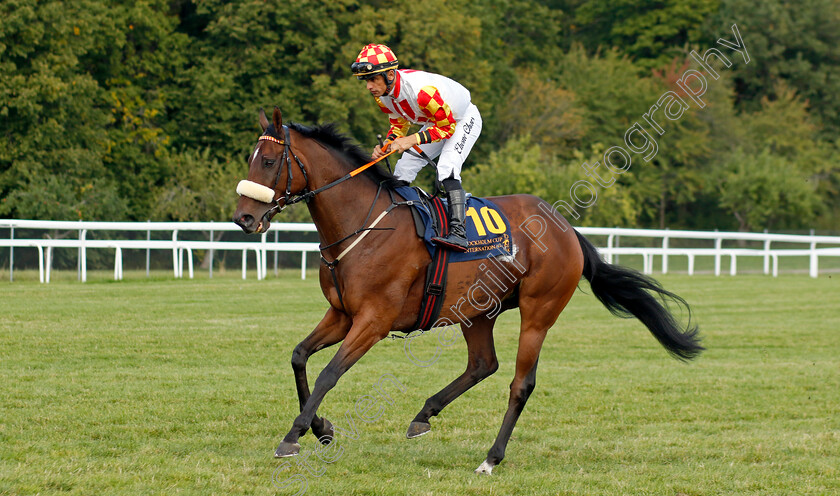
[236,180,275,204]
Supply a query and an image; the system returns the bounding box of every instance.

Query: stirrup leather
[432,189,468,252]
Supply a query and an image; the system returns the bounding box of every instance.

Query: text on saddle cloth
[394,186,513,262]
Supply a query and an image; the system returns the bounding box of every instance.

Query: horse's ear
[259,108,269,131]
[272,106,283,131]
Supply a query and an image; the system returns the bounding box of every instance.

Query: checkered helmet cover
[351,44,399,78]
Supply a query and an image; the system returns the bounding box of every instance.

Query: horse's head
[233,107,309,234]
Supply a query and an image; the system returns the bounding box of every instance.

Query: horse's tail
[574,230,704,361]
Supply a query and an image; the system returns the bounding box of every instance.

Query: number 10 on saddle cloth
[395,186,512,263]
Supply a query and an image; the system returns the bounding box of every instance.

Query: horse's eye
[263,158,276,168]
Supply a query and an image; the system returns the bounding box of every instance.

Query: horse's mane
[266,122,403,189]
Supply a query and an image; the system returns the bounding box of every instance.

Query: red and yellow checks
[376,86,456,144]
[354,44,397,71]
[416,86,456,143]
[376,97,411,140]
[372,69,471,146]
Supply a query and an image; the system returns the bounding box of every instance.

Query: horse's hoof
[475,460,494,475]
[274,441,301,458]
[406,421,431,439]
[313,417,335,444]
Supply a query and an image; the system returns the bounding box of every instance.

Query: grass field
[1,272,838,495]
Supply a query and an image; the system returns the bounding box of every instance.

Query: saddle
[395,186,513,331]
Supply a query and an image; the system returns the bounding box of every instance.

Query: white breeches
[393,104,482,183]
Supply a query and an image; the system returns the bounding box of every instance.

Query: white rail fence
[0,220,318,283]
[581,227,840,279]
[2,220,839,283]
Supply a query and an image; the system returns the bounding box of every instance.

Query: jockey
[351,43,482,252]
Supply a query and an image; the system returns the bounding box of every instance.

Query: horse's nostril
[236,213,255,229]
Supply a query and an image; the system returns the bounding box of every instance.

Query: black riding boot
[432,188,469,252]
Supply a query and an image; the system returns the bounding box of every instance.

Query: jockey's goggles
[351,60,398,80]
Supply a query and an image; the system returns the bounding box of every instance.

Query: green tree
[633,58,741,229]
[707,82,835,231]
[0,0,188,220]
[705,0,840,136]
[151,148,240,222]
[492,70,584,157]
[1,0,837,233]
[88,1,190,217]
[169,0,491,157]
[464,135,556,199]
[550,45,662,151]
[474,0,566,68]
[463,136,640,227]
[714,148,822,231]
[571,0,720,68]
[0,0,124,220]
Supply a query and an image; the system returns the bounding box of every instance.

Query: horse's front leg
[291,307,351,442]
[276,314,390,457]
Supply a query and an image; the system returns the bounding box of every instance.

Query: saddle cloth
[394,186,513,262]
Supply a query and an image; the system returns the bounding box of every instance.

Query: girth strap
[413,195,451,331]
[321,258,345,310]
[319,194,404,312]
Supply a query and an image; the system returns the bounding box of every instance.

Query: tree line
[2,0,838,232]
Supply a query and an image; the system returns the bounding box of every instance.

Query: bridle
[237,126,405,309]
[236,125,397,218]
[239,126,310,218]
[236,126,406,310]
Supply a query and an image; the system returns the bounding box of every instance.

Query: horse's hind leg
[407,314,499,438]
[291,307,351,442]
[476,282,575,475]
[475,331,543,475]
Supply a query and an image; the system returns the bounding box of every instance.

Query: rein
[249,127,397,213]
[237,126,406,310]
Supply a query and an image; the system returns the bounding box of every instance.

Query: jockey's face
[365,73,390,98]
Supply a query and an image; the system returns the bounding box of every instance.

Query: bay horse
[232,108,702,475]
